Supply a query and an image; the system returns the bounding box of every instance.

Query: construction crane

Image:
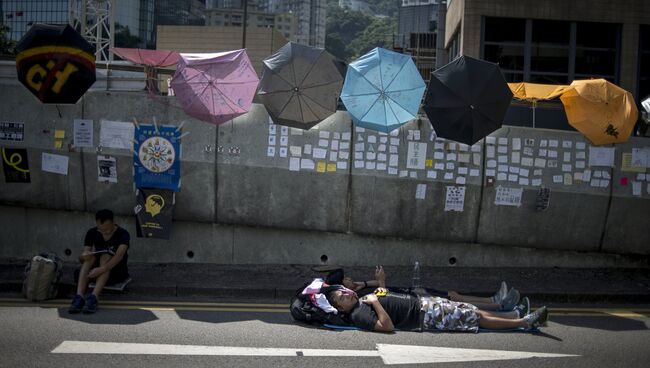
[68,0,115,62]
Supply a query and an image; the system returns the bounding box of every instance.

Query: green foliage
[325,2,397,62]
[347,17,396,59]
[0,24,16,56]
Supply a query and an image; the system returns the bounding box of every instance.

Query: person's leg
[92,253,112,297]
[76,255,96,296]
[448,291,501,310]
[477,309,519,319]
[476,310,528,330]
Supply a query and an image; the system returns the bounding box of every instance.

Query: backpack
[289,282,350,326]
[22,252,63,301]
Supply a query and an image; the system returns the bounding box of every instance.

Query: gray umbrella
[258,42,344,129]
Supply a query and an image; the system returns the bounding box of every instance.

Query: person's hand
[375,266,386,286]
[342,277,356,290]
[361,293,379,304]
[81,250,92,257]
[88,266,106,279]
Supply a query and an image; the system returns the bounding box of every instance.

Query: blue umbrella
[341,47,425,133]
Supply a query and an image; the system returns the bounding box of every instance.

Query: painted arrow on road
[52,341,579,365]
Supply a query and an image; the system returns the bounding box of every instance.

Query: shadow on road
[176,310,295,326]
[552,315,649,332]
[57,308,158,325]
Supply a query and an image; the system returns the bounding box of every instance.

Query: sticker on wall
[0,122,25,142]
[494,186,523,207]
[1,148,30,183]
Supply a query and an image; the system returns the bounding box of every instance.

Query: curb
[3,280,650,305]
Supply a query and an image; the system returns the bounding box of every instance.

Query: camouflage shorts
[421,297,480,333]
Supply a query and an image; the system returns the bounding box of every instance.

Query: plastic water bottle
[412,261,421,289]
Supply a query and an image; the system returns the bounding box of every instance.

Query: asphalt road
[1,297,649,368]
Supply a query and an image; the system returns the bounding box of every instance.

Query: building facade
[445,0,650,102]
[258,0,326,48]
[205,2,296,41]
[338,0,371,13]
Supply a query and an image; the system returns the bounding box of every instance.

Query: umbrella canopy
[508,82,571,101]
[15,24,95,104]
[111,47,180,67]
[340,47,425,133]
[560,79,638,145]
[508,82,572,127]
[258,42,343,129]
[423,56,512,145]
[170,49,259,125]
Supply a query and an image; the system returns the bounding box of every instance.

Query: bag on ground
[22,253,63,301]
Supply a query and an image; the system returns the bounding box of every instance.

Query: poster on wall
[444,186,465,212]
[97,155,117,183]
[134,124,181,192]
[494,186,523,207]
[134,188,173,239]
[2,148,30,183]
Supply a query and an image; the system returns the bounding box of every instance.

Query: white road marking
[51,341,578,365]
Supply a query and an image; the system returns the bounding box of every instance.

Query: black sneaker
[68,294,85,314]
[82,294,98,314]
[514,296,530,318]
[524,306,549,329]
[501,288,520,310]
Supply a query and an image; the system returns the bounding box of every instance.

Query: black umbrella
[15,24,96,104]
[423,55,513,145]
[258,42,343,129]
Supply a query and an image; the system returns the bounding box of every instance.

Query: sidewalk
[1,259,650,304]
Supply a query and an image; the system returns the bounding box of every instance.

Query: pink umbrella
[170,49,259,125]
[111,47,180,67]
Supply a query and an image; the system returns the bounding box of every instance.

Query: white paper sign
[631,148,650,168]
[42,152,69,175]
[406,142,427,170]
[73,119,94,147]
[589,146,615,167]
[415,184,427,200]
[289,157,300,171]
[444,186,466,212]
[494,186,523,207]
[99,120,134,150]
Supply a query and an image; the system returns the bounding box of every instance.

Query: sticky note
[327,163,337,172]
[317,161,326,173]
[54,130,65,139]
[425,159,433,167]
[54,140,63,149]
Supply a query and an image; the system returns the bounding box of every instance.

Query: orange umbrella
[508,82,572,127]
[560,79,638,145]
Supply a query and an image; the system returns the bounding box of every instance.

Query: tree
[325,3,374,61]
[0,25,16,56]
[114,24,142,48]
[347,17,396,59]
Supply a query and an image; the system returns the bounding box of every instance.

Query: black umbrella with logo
[423,56,513,145]
[15,24,96,104]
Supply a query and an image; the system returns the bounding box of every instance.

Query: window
[639,25,650,101]
[483,17,621,84]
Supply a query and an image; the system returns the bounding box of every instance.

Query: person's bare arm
[87,244,127,278]
[361,294,394,332]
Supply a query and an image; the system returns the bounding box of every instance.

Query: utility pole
[242,0,248,49]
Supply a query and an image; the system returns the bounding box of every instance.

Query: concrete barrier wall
[1,85,649,263]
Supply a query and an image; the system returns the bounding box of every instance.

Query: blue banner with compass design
[134,124,181,191]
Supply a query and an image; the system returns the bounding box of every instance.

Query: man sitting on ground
[68,209,130,314]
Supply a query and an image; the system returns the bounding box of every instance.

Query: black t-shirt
[84,226,130,280]
[349,292,421,331]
